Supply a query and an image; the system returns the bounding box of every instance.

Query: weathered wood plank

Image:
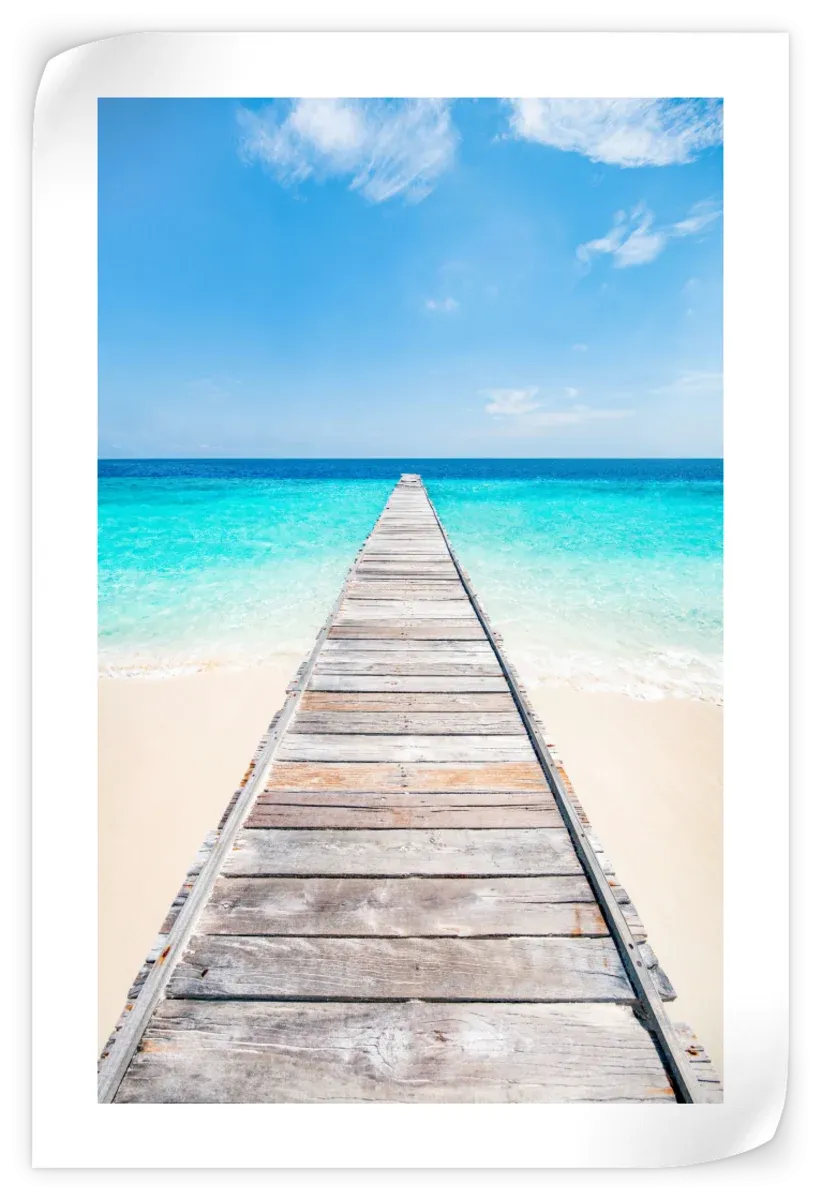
[352,567,460,578]
[328,622,484,640]
[245,800,563,828]
[313,659,503,677]
[201,876,609,935]
[339,601,475,618]
[299,691,518,712]
[321,639,495,655]
[347,584,467,599]
[169,935,633,1001]
[364,542,447,551]
[309,674,510,692]
[278,733,535,763]
[355,556,456,564]
[266,761,549,791]
[254,788,555,807]
[290,711,526,735]
[225,827,583,876]
[117,1000,675,1103]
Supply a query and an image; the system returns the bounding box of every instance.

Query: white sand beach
[98,667,722,1077]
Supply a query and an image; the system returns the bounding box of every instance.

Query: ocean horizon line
[98,454,723,462]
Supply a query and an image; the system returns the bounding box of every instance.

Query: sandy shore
[528,685,723,1077]
[98,667,722,1077]
[98,658,300,1051]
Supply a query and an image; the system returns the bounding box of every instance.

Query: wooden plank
[277,734,535,762]
[312,660,503,677]
[200,876,608,935]
[290,712,526,735]
[168,935,633,1001]
[116,1000,675,1103]
[266,761,549,791]
[365,542,447,551]
[309,675,510,692]
[338,601,475,618]
[245,800,563,828]
[225,827,583,876]
[352,565,460,576]
[347,584,468,599]
[253,789,555,807]
[321,639,493,655]
[328,622,483,640]
[356,559,455,569]
[299,691,518,712]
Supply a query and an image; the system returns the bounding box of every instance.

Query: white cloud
[506,99,723,167]
[523,404,633,429]
[572,343,588,352]
[481,387,633,431]
[425,296,460,313]
[649,370,723,395]
[670,201,722,237]
[577,200,721,270]
[238,99,457,203]
[482,387,540,415]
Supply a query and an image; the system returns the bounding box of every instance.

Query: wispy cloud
[482,386,633,432]
[670,202,723,237]
[482,387,540,415]
[577,200,721,270]
[506,99,723,167]
[522,404,634,429]
[237,99,457,203]
[425,296,460,313]
[649,370,723,395]
[572,342,588,352]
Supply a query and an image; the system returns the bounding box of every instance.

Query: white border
[32,31,788,1168]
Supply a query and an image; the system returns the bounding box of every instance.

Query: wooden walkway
[99,475,720,1103]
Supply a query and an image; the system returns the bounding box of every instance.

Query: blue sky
[98,98,723,458]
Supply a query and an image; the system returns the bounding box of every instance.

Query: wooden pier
[99,475,720,1103]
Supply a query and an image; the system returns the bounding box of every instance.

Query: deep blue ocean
[98,459,723,701]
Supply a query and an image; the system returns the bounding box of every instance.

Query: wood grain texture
[320,639,492,655]
[117,1000,675,1104]
[201,876,610,935]
[338,601,475,619]
[328,622,483,640]
[290,712,526,735]
[265,761,549,791]
[347,584,468,599]
[308,674,510,692]
[248,789,561,831]
[277,734,535,763]
[245,799,564,828]
[253,788,555,807]
[168,935,634,1001]
[224,827,584,876]
[299,691,518,712]
[313,659,503,677]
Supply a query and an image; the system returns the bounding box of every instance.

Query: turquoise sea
[98,460,723,702]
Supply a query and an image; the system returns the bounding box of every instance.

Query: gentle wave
[98,461,723,702]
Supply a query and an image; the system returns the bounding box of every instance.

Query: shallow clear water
[98,460,723,701]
